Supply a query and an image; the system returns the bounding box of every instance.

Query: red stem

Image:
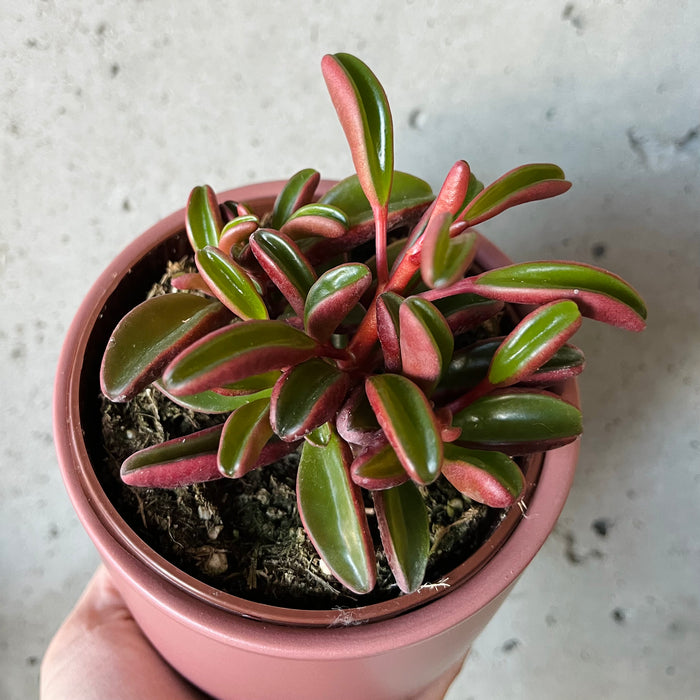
[372,203,389,287]
[446,377,493,415]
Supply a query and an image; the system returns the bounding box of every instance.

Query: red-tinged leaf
[196,246,268,320]
[218,398,274,478]
[435,407,461,442]
[250,229,317,317]
[430,294,504,336]
[351,439,408,490]
[270,359,351,441]
[186,185,223,251]
[488,300,582,387]
[270,168,320,229]
[100,294,231,402]
[321,53,393,209]
[459,164,571,227]
[280,203,349,240]
[442,445,524,508]
[452,389,582,455]
[376,291,403,372]
[365,374,443,485]
[374,481,429,593]
[218,215,259,257]
[154,380,272,414]
[121,425,223,488]
[162,320,319,396]
[304,263,372,341]
[421,215,479,289]
[297,427,376,594]
[399,297,454,393]
[466,261,647,331]
[437,338,585,397]
[171,272,213,295]
[336,386,381,446]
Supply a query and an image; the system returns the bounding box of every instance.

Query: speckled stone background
[2,2,699,698]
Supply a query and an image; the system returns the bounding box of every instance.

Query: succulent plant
[100,53,646,596]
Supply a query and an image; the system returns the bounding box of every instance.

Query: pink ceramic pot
[54,181,580,700]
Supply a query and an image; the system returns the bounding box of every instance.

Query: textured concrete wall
[2,2,698,698]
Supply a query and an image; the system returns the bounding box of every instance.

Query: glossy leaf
[270,168,320,229]
[399,297,453,393]
[297,426,376,594]
[101,294,230,402]
[319,171,433,229]
[442,445,524,508]
[488,300,582,386]
[304,263,372,341]
[453,389,582,454]
[218,215,259,257]
[121,425,223,488]
[351,439,408,490]
[430,293,504,336]
[321,53,393,209]
[270,359,351,441]
[467,261,647,331]
[186,185,222,251]
[250,229,317,316]
[196,246,268,320]
[421,213,479,289]
[365,374,443,485]
[162,320,319,396]
[153,380,272,414]
[280,203,349,240]
[374,481,429,593]
[376,291,403,372]
[214,370,281,396]
[459,164,571,227]
[336,387,381,446]
[218,398,274,478]
[437,338,585,397]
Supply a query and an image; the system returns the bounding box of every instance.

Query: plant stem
[372,203,389,287]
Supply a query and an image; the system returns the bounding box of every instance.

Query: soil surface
[96,258,509,610]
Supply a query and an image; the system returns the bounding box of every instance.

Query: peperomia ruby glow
[100,53,646,595]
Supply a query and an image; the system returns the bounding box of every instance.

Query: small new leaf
[270,168,320,229]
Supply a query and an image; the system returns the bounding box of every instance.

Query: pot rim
[54,180,579,654]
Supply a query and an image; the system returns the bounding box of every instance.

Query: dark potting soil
[96,259,509,610]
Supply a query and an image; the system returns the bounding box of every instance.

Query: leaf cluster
[100,54,646,595]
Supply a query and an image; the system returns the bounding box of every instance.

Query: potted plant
[54,54,646,699]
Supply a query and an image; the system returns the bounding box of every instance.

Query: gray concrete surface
[2,2,698,698]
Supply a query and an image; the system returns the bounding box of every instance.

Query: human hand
[41,565,464,699]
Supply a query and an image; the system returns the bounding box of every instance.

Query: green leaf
[471,261,647,331]
[218,398,274,478]
[154,380,273,414]
[453,390,582,454]
[365,374,443,485]
[250,229,317,316]
[431,294,503,335]
[488,300,581,386]
[216,370,281,395]
[196,246,268,320]
[459,164,571,226]
[270,168,320,229]
[100,293,230,402]
[442,445,524,508]
[162,320,319,396]
[218,215,259,257]
[374,481,429,593]
[319,172,434,229]
[186,185,223,251]
[304,263,372,341]
[297,427,376,593]
[322,53,394,208]
[351,440,408,490]
[270,359,351,441]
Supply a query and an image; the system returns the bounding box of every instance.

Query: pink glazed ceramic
[54,181,580,700]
